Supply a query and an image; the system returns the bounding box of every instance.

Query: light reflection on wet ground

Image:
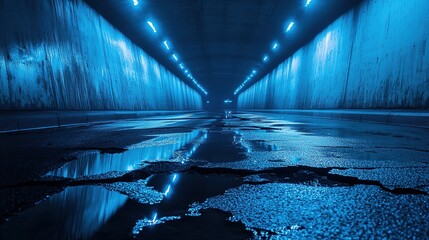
[46,130,204,178]
[1,111,429,239]
[0,186,128,239]
[191,130,247,162]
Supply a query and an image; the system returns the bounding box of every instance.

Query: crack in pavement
[2,163,426,196]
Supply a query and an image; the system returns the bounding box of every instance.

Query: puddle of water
[3,115,256,239]
[46,130,203,178]
[81,172,245,239]
[191,131,246,162]
[224,111,233,119]
[130,172,244,237]
[248,140,281,151]
[0,186,129,240]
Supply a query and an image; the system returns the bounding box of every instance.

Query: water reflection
[132,127,248,235]
[224,110,232,119]
[132,173,181,234]
[132,173,245,238]
[132,131,207,234]
[191,130,246,162]
[178,132,208,163]
[234,130,252,153]
[2,131,209,239]
[233,130,281,152]
[47,130,202,178]
[0,186,128,240]
[250,140,281,151]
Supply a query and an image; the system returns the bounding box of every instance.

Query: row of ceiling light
[132,0,208,96]
[233,0,312,96]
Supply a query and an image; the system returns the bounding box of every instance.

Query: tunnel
[0,0,428,239]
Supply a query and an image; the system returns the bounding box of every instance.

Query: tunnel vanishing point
[0,0,428,239]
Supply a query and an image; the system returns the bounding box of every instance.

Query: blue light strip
[286,21,295,32]
[147,21,157,33]
[141,9,207,95]
[272,43,278,50]
[163,40,170,50]
[234,1,314,95]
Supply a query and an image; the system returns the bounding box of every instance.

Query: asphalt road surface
[1,111,428,239]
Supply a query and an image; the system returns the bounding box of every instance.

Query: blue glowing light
[133,0,138,6]
[163,41,170,50]
[234,69,258,95]
[152,213,158,223]
[224,99,232,103]
[272,43,278,50]
[176,70,207,95]
[172,174,178,182]
[263,55,268,62]
[305,0,312,7]
[147,21,157,33]
[286,22,295,32]
[172,54,178,61]
[164,185,171,196]
[189,77,207,95]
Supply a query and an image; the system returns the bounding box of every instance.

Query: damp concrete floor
[0,111,428,239]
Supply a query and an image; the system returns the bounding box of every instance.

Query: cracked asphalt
[0,111,428,239]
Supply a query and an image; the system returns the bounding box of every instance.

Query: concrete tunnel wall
[238,0,429,110]
[0,0,203,111]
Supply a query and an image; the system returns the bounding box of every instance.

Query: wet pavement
[0,111,428,239]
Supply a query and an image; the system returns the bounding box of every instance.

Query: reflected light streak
[147,21,157,33]
[286,21,295,32]
[272,43,278,50]
[163,41,170,50]
[164,185,171,196]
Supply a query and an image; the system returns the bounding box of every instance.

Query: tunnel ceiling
[84,0,362,101]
